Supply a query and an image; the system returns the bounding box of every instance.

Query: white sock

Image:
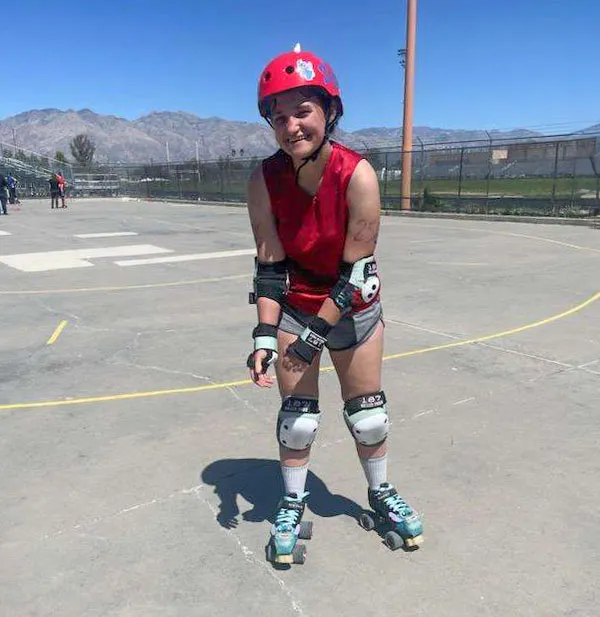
[281,462,309,496]
[360,454,388,490]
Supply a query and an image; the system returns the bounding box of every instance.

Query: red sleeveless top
[262,141,376,315]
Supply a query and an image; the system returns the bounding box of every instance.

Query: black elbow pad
[249,258,288,304]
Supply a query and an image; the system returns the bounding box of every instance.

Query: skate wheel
[265,543,276,562]
[358,512,376,531]
[292,544,307,565]
[384,530,404,551]
[298,520,313,540]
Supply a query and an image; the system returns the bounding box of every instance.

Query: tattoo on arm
[351,219,380,244]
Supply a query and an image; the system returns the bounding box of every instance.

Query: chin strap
[294,136,331,185]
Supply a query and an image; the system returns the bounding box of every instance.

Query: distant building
[507,137,597,162]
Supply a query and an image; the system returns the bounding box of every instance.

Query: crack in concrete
[386,317,600,378]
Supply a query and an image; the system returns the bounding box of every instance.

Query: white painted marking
[115,248,255,267]
[0,245,172,272]
[426,261,488,267]
[74,232,138,239]
[0,231,11,236]
[413,409,436,419]
[453,397,475,406]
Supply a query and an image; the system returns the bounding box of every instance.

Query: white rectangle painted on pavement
[74,232,138,239]
[0,231,11,236]
[0,245,173,272]
[115,248,256,267]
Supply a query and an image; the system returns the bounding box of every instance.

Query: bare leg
[329,321,386,461]
[274,329,322,469]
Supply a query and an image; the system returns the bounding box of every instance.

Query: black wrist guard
[288,317,333,364]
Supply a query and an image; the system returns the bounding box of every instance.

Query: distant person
[49,174,60,209]
[56,172,67,208]
[0,174,8,214]
[7,173,19,205]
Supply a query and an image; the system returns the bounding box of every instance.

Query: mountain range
[0,107,585,164]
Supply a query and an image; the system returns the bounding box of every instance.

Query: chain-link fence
[0,141,74,197]
[383,134,600,216]
[71,132,600,217]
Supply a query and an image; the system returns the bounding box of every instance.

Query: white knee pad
[277,396,321,450]
[343,391,389,446]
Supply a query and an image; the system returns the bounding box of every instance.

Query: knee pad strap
[343,391,388,446]
[277,396,321,450]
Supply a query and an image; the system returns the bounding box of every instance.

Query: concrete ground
[0,197,599,617]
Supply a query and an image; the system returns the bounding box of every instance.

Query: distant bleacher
[0,142,73,197]
[72,173,120,197]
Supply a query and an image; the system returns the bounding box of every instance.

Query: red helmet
[258,44,343,120]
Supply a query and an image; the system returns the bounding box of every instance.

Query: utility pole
[400,0,417,211]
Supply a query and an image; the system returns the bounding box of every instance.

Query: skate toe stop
[404,534,424,548]
[275,554,294,564]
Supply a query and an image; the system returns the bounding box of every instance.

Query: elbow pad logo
[364,261,378,277]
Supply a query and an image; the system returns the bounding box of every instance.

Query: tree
[69,134,96,167]
[55,151,67,164]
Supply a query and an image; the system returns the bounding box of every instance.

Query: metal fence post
[383,151,389,200]
[551,141,560,215]
[485,130,493,214]
[418,137,425,207]
[569,157,577,209]
[457,147,465,204]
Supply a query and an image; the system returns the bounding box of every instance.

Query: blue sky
[5,0,599,133]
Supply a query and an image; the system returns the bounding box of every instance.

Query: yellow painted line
[405,220,600,255]
[498,231,600,254]
[1,290,598,411]
[46,320,68,345]
[0,378,254,411]
[381,290,600,362]
[0,273,249,296]
[426,262,488,267]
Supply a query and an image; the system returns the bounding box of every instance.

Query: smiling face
[268,88,328,162]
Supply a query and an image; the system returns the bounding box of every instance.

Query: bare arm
[247,165,286,326]
[317,159,381,325]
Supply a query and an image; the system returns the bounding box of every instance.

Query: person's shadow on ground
[201,458,363,529]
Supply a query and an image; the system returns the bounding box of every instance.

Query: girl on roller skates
[246,45,423,560]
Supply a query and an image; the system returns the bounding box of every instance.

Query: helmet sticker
[296,59,315,81]
[318,63,339,90]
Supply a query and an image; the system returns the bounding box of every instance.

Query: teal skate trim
[272,491,308,535]
[273,532,296,554]
[373,486,423,538]
[381,492,414,520]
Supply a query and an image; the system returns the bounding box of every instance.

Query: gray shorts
[279,301,383,351]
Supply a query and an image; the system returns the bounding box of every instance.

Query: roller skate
[358,482,424,551]
[266,491,312,565]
